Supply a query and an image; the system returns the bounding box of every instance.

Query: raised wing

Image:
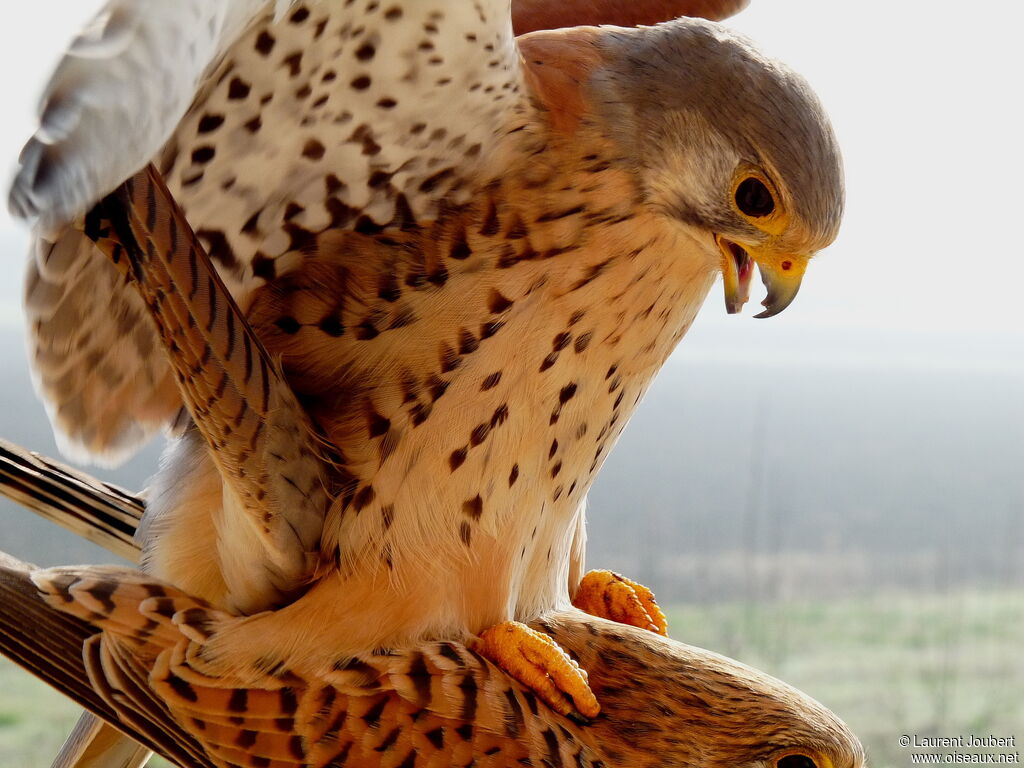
[8,0,297,231]
[88,165,337,609]
[12,0,523,463]
[7,556,596,768]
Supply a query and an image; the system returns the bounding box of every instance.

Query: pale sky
[0,1,1021,369]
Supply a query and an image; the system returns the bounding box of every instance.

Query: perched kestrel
[0,543,864,768]
[7,0,843,752]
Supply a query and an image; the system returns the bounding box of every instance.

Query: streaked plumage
[6,0,844,762]
[0,545,864,768]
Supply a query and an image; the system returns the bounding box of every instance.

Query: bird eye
[735,176,775,217]
[777,755,819,768]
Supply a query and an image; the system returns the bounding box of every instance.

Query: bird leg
[572,570,669,636]
[471,620,600,720]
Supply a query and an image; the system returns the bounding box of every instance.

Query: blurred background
[1,1,1022,767]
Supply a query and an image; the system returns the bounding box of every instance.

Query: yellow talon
[572,570,668,636]
[471,620,600,719]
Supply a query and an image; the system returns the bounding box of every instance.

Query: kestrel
[7,0,843,756]
[0,543,864,768]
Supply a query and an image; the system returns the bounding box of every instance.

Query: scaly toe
[471,620,600,719]
[573,569,668,636]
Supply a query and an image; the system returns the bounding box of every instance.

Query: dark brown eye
[777,755,818,768]
[735,177,775,217]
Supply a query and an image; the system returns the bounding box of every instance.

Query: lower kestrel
[0,542,865,768]
[6,0,844,760]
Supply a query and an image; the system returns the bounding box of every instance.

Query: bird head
[544,612,865,768]
[519,19,843,318]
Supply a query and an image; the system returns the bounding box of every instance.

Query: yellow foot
[471,620,600,719]
[572,569,668,636]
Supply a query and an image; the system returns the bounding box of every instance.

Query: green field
[1,589,1021,768]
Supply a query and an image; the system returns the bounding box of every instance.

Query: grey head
[591,18,844,317]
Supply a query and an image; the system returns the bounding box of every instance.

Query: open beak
[716,235,808,319]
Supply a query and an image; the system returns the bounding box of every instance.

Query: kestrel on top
[7,0,843,752]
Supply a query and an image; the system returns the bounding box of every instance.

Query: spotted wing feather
[12,0,522,465]
[8,0,297,230]
[24,229,184,466]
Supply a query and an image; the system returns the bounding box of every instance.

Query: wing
[0,553,596,768]
[88,165,340,609]
[24,229,186,466]
[511,0,750,33]
[8,0,297,230]
[11,0,523,464]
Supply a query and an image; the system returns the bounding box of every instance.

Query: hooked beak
[716,235,808,319]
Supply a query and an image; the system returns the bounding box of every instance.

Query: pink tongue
[737,252,754,304]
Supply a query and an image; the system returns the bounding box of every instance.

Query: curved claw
[471,621,600,719]
[573,570,668,636]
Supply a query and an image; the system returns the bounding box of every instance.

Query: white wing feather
[11,0,521,464]
[8,0,294,232]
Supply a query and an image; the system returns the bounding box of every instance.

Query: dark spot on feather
[491,404,509,427]
[236,730,257,749]
[480,319,504,339]
[427,267,448,286]
[450,448,467,471]
[302,138,326,160]
[449,230,471,260]
[488,290,513,313]
[377,273,400,301]
[275,316,301,334]
[440,344,461,372]
[255,30,275,55]
[356,321,379,340]
[251,252,275,280]
[470,423,489,446]
[283,52,303,77]
[227,77,251,100]
[197,114,224,134]
[319,315,344,336]
[367,412,390,438]
[419,168,455,193]
[458,329,479,354]
[463,495,483,520]
[428,376,449,401]
[352,485,375,512]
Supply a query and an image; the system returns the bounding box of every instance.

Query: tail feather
[0,552,215,768]
[33,566,205,648]
[0,438,143,561]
